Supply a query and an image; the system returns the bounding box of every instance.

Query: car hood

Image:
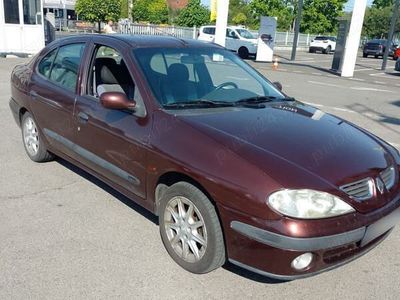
[176,102,397,212]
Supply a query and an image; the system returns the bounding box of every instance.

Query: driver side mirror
[100,92,136,110]
[273,81,283,91]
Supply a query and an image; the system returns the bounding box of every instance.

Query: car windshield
[236,29,255,39]
[133,47,285,108]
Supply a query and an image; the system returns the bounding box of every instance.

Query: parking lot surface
[1,55,400,299]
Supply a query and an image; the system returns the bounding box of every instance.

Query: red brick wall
[167,0,189,10]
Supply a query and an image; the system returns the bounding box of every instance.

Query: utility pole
[291,0,304,61]
[341,0,367,77]
[215,0,230,47]
[382,0,400,71]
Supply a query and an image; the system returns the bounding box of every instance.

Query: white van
[198,25,258,59]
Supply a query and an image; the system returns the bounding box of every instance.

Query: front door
[73,41,151,200]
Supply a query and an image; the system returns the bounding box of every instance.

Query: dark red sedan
[9,34,400,280]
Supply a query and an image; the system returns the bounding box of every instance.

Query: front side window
[3,0,20,24]
[134,47,284,107]
[49,43,85,92]
[23,0,42,25]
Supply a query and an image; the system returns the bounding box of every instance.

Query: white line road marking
[370,72,386,77]
[350,87,395,93]
[312,72,323,75]
[303,101,323,107]
[293,70,304,73]
[354,68,374,72]
[374,81,386,84]
[349,78,366,81]
[308,80,341,87]
[331,107,356,113]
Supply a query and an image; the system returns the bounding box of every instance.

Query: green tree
[232,12,248,25]
[229,0,254,27]
[301,0,346,34]
[132,0,169,24]
[121,0,129,19]
[363,5,400,38]
[372,0,394,8]
[176,0,210,27]
[250,0,294,30]
[75,0,121,32]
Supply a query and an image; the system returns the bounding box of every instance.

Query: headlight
[267,189,355,219]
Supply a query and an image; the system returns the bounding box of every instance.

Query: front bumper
[220,195,400,280]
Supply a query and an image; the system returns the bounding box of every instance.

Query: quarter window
[3,0,20,24]
[49,43,85,92]
[38,49,57,78]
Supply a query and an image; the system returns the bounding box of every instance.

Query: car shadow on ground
[56,157,159,225]
[56,157,290,284]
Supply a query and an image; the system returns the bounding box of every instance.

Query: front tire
[159,182,225,274]
[324,46,331,54]
[21,112,54,162]
[238,47,249,59]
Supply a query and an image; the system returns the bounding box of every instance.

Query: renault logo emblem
[376,177,385,194]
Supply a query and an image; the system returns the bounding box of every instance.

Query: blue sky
[201,0,374,12]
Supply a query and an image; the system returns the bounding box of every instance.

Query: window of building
[23,0,42,24]
[3,0,20,24]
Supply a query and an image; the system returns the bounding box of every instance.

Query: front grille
[340,178,373,201]
[380,167,396,190]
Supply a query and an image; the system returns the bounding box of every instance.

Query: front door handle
[77,112,89,123]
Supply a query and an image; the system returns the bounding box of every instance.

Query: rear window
[203,27,215,35]
[368,39,386,44]
[315,36,328,40]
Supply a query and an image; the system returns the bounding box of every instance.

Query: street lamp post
[291,0,304,61]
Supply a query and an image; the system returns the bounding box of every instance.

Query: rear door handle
[30,91,38,99]
[77,112,89,123]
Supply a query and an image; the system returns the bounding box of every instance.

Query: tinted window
[4,0,20,24]
[23,0,42,25]
[49,43,85,92]
[315,36,328,40]
[203,27,215,35]
[38,49,57,78]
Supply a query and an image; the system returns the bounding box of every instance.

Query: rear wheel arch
[19,107,28,125]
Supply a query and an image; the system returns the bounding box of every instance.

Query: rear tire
[324,46,331,54]
[21,112,54,162]
[159,182,225,274]
[363,53,368,58]
[375,54,379,59]
[238,47,249,59]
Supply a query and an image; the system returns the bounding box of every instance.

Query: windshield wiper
[163,99,235,109]
[234,96,277,104]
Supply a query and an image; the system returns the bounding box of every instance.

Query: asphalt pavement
[1,54,400,299]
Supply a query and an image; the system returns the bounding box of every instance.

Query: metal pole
[291,0,304,61]
[215,0,229,47]
[382,0,400,71]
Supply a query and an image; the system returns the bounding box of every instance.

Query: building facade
[1,0,45,54]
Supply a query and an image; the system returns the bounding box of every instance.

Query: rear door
[73,39,151,200]
[30,41,88,159]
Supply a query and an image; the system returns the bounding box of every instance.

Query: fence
[118,22,312,47]
[119,22,198,40]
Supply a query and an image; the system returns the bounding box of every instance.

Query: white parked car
[198,25,258,59]
[309,36,337,54]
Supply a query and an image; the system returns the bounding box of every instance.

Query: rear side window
[49,43,85,92]
[203,27,215,35]
[38,49,57,78]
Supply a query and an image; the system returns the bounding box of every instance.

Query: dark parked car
[9,35,400,280]
[363,39,396,58]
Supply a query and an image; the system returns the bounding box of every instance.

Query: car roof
[54,34,222,49]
